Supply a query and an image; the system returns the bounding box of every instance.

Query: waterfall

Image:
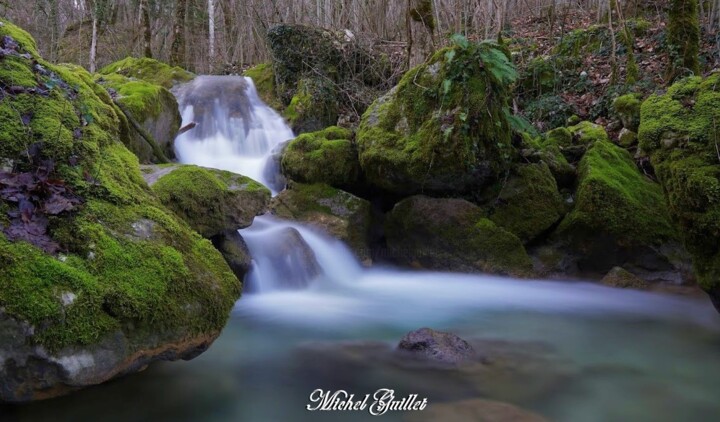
[173,75,360,292]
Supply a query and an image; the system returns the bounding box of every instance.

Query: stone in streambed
[211,230,253,283]
[397,328,476,365]
[601,267,649,289]
[260,227,322,289]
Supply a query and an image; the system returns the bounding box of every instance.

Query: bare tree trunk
[407,0,435,68]
[90,7,98,72]
[171,0,187,67]
[141,0,153,58]
[208,0,216,65]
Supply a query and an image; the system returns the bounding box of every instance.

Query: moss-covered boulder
[554,140,687,279]
[385,196,533,276]
[144,164,270,238]
[283,77,339,134]
[486,163,566,244]
[267,24,393,133]
[0,21,239,402]
[519,133,576,188]
[357,40,516,196]
[281,126,360,188]
[268,183,371,264]
[639,73,720,310]
[601,266,649,289]
[96,73,181,163]
[613,93,642,132]
[98,57,194,89]
[243,63,283,112]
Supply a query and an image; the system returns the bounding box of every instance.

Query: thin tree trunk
[90,11,98,72]
[171,0,187,67]
[141,0,153,58]
[208,0,216,65]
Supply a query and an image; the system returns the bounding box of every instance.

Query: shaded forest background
[3,0,720,75]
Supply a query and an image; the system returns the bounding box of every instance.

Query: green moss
[243,63,283,111]
[283,77,339,134]
[558,140,676,246]
[96,73,165,118]
[487,163,566,243]
[613,93,642,131]
[0,21,239,353]
[281,126,359,187]
[568,121,610,145]
[357,41,515,195]
[601,266,649,289]
[152,165,270,238]
[545,127,573,148]
[99,57,194,89]
[410,0,435,30]
[638,72,720,293]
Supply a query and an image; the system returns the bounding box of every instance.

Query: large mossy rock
[486,163,567,244]
[519,133,577,188]
[144,164,270,238]
[554,140,687,279]
[281,126,361,188]
[639,73,720,310]
[283,77,339,134]
[242,63,283,112]
[267,24,393,134]
[384,196,533,276]
[0,21,239,402]
[96,72,181,163]
[356,41,515,196]
[268,183,371,264]
[98,57,194,89]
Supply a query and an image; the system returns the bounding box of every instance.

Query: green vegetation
[243,63,283,111]
[613,93,642,131]
[667,0,701,80]
[639,72,720,296]
[283,77,339,134]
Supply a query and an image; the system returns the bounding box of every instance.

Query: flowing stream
[5,76,720,422]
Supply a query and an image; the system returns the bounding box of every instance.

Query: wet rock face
[257,227,322,290]
[211,230,253,284]
[398,328,476,365]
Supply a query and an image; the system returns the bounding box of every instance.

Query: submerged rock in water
[256,227,322,289]
[403,399,549,422]
[397,328,476,365]
[0,21,239,402]
[145,164,270,238]
[384,196,533,276]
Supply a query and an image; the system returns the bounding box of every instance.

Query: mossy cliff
[356,39,516,196]
[281,126,361,188]
[384,196,533,277]
[0,21,240,402]
[639,73,720,309]
[554,140,681,275]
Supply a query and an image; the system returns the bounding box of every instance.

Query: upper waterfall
[172,75,294,193]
